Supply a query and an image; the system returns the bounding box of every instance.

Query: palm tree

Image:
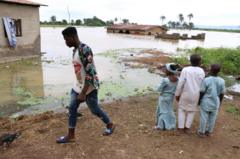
[168,21,172,28]
[187,13,193,23]
[50,15,56,25]
[114,17,118,24]
[122,19,129,24]
[178,14,184,26]
[189,22,194,30]
[160,15,166,25]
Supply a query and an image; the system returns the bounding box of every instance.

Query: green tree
[182,22,189,29]
[167,21,176,28]
[106,20,114,26]
[122,19,129,24]
[178,14,184,26]
[75,19,82,25]
[71,19,75,25]
[187,13,193,23]
[50,15,56,25]
[114,17,118,24]
[189,22,194,29]
[62,19,68,25]
[83,16,106,26]
[160,15,166,25]
[176,22,180,28]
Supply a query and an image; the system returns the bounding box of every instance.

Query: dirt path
[0,94,240,159]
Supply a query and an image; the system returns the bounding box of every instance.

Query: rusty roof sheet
[107,24,167,31]
[1,0,47,6]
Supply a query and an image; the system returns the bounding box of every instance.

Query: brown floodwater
[1,27,240,117]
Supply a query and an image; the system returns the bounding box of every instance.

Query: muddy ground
[0,50,240,159]
[0,94,240,159]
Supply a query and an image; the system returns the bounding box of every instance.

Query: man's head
[62,27,79,48]
[210,64,221,76]
[190,54,201,66]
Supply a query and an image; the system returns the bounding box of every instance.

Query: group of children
[155,54,225,137]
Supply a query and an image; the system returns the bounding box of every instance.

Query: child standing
[156,63,179,130]
[197,64,225,137]
[175,54,205,133]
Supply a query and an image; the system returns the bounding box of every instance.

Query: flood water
[1,27,240,116]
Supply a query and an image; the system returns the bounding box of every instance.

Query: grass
[226,105,240,116]
[171,47,240,75]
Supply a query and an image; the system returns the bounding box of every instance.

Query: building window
[3,18,22,37]
[14,19,22,37]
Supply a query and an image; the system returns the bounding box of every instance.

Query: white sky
[35,0,240,26]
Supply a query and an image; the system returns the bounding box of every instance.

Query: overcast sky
[35,0,240,26]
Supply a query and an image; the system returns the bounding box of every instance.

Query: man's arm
[219,94,224,106]
[198,79,206,105]
[78,46,95,101]
[198,92,204,105]
[219,79,226,106]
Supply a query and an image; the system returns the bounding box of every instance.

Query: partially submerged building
[0,0,46,63]
[107,24,167,35]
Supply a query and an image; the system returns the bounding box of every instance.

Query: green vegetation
[83,16,106,26]
[15,87,44,106]
[226,105,240,116]
[40,15,132,27]
[172,47,240,75]
[98,81,155,102]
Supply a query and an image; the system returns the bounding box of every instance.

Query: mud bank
[0,94,240,159]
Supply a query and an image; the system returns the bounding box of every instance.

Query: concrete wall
[0,3,41,62]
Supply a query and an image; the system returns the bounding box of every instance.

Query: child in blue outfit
[155,63,179,130]
[198,64,225,137]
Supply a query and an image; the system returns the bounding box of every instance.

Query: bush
[171,47,240,75]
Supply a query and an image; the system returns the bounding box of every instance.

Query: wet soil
[0,94,240,159]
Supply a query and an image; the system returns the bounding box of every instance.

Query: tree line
[40,14,195,29]
[160,13,194,29]
[40,16,132,26]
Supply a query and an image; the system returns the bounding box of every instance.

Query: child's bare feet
[178,128,185,133]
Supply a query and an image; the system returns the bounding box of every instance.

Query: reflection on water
[0,58,44,115]
[1,27,240,116]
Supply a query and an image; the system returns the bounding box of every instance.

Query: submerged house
[107,24,167,35]
[0,0,46,63]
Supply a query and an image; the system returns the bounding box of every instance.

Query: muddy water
[1,27,240,116]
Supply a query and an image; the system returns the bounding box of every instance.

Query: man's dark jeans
[68,89,110,128]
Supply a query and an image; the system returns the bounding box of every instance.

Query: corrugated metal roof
[0,0,47,6]
[107,24,167,31]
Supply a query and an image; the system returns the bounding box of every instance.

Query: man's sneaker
[103,123,115,136]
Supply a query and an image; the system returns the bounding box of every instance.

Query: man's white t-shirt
[72,49,94,94]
